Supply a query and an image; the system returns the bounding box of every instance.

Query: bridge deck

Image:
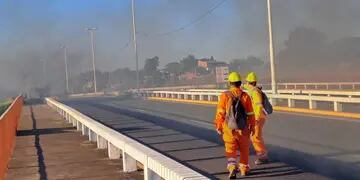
[63,97,343,180]
[6,105,143,180]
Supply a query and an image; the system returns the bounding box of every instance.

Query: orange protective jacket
[214,87,255,131]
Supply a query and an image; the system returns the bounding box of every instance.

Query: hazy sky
[1,0,360,77]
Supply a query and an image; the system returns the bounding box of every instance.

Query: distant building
[197,58,215,69]
[197,57,228,73]
[215,66,229,83]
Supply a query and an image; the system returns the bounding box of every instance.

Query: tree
[144,56,159,76]
[180,54,197,73]
[229,56,264,73]
[164,62,181,75]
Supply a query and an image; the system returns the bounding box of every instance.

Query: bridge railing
[45,98,207,180]
[139,90,360,113]
[136,82,360,91]
[0,96,23,179]
[187,89,360,98]
[261,82,360,90]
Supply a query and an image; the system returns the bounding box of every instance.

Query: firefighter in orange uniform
[214,72,255,178]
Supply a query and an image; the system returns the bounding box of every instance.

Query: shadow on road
[29,106,48,180]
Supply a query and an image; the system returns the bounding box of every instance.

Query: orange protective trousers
[251,118,267,157]
[222,124,250,168]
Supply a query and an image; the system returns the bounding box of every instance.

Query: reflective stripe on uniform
[246,112,254,115]
[217,108,226,113]
[227,158,237,165]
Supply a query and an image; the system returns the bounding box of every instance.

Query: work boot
[239,164,250,177]
[228,164,237,179]
[255,158,269,165]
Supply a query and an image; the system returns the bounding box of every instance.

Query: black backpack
[225,91,248,130]
[258,88,273,115]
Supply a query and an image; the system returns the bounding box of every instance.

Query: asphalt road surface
[63,96,360,180]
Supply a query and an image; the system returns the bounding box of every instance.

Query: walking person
[214,72,255,178]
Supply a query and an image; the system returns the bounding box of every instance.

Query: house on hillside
[197,57,229,74]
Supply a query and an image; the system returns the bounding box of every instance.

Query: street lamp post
[60,45,70,94]
[86,27,98,93]
[267,0,277,95]
[131,0,140,92]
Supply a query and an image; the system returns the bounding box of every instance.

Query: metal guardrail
[137,82,360,91]
[45,98,208,180]
[187,89,360,98]
[69,92,105,97]
[139,90,360,112]
[260,82,360,90]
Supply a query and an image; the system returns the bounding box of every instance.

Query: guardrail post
[122,151,137,172]
[76,121,82,131]
[326,84,329,89]
[309,100,317,109]
[88,129,97,142]
[270,98,277,106]
[288,99,295,108]
[192,95,196,100]
[97,135,108,149]
[334,102,343,112]
[353,84,356,90]
[72,117,76,126]
[108,142,121,159]
[199,95,204,101]
[82,125,89,136]
[145,167,161,180]
[65,114,70,123]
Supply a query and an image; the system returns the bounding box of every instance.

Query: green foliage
[180,55,197,73]
[144,56,160,76]
[0,100,12,116]
[164,62,181,75]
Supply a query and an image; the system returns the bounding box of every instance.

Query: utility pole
[86,27,98,93]
[267,0,277,95]
[131,0,140,92]
[60,45,70,94]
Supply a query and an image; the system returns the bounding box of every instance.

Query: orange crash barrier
[0,96,24,179]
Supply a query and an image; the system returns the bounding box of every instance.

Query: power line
[141,0,228,38]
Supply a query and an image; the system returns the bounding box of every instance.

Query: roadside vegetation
[0,99,12,116]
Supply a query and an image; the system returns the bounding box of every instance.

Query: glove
[216,128,223,135]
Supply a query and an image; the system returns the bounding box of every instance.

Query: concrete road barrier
[0,96,23,179]
[45,98,208,180]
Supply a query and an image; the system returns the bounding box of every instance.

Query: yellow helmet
[228,72,242,83]
[246,72,258,82]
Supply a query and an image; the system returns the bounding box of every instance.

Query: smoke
[1,0,360,97]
